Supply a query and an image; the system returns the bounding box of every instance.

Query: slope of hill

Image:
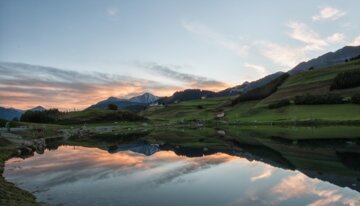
[231,73,289,106]
[157,89,219,104]
[289,46,360,75]
[218,72,285,96]
[259,58,360,106]
[144,57,360,125]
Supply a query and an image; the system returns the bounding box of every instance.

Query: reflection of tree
[337,152,360,171]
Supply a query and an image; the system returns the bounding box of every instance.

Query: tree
[107,103,118,110]
[330,70,360,90]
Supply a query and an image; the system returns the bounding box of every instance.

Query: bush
[352,94,360,104]
[330,69,360,90]
[20,109,60,123]
[294,94,344,105]
[107,103,118,110]
[197,105,204,109]
[268,99,291,109]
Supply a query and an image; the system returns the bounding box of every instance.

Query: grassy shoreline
[0,139,40,206]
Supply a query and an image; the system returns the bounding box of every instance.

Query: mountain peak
[30,106,46,111]
[289,45,360,75]
[129,93,159,104]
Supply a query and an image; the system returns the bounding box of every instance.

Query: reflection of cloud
[5,146,236,189]
[0,62,178,109]
[251,165,274,182]
[271,173,360,205]
[150,153,235,185]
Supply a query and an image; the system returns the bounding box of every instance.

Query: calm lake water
[4,142,360,206]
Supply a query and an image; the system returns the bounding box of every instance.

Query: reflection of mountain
[108,143,160,156]
[17,132,360,194]
[102,138,360,193]
[248,137,360,192]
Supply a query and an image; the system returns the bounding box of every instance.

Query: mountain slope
[259,58,360,106]
[0,107,23,120]
[0,106,47,120]
[218,72,285,96]
[157,89,218,104]
[88,93,159,111]
[289,46,360,75]
[129,93,159,104]
[30,106,46,111]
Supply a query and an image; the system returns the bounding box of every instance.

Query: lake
[4,135,360,206]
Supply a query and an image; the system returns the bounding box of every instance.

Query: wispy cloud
[312,6,346,21]
[106,7,118,17]
[181,20,249,56]
[326,32,345,43]
[139,62,229,91]
[244,63,270,77]
[286,21,328,51]
[351,35,360,46]
[0,62,177,110]
[259,42,307,68]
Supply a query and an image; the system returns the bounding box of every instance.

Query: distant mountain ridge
[0,106,46,120]
[289,46,360,75]
[30,106,46,111]
[218,72,285,96]
[158,72,286,104]
[88,93,159,111]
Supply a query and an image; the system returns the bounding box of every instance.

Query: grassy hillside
[144,59,360,125]
[225,101,360,124]
[143,97,230,122]
[258,59,360,106]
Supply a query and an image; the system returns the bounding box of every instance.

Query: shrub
[268,99,291,109]
[330,69,360,90]
[294,94,344,105]
[352,94,360,104]
[197,105,204,109]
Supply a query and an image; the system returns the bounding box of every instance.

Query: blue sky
[0,0,359,109]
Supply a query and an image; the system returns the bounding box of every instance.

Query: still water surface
[4,145,360,206]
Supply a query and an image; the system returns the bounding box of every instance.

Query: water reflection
[5,142,360,206]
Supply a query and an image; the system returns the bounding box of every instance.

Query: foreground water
[4,142,360,206]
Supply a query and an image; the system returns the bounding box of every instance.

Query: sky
[1,0,360,110]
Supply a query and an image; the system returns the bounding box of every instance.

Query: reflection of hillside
[15,127,360,193]
[247,137,360,192]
